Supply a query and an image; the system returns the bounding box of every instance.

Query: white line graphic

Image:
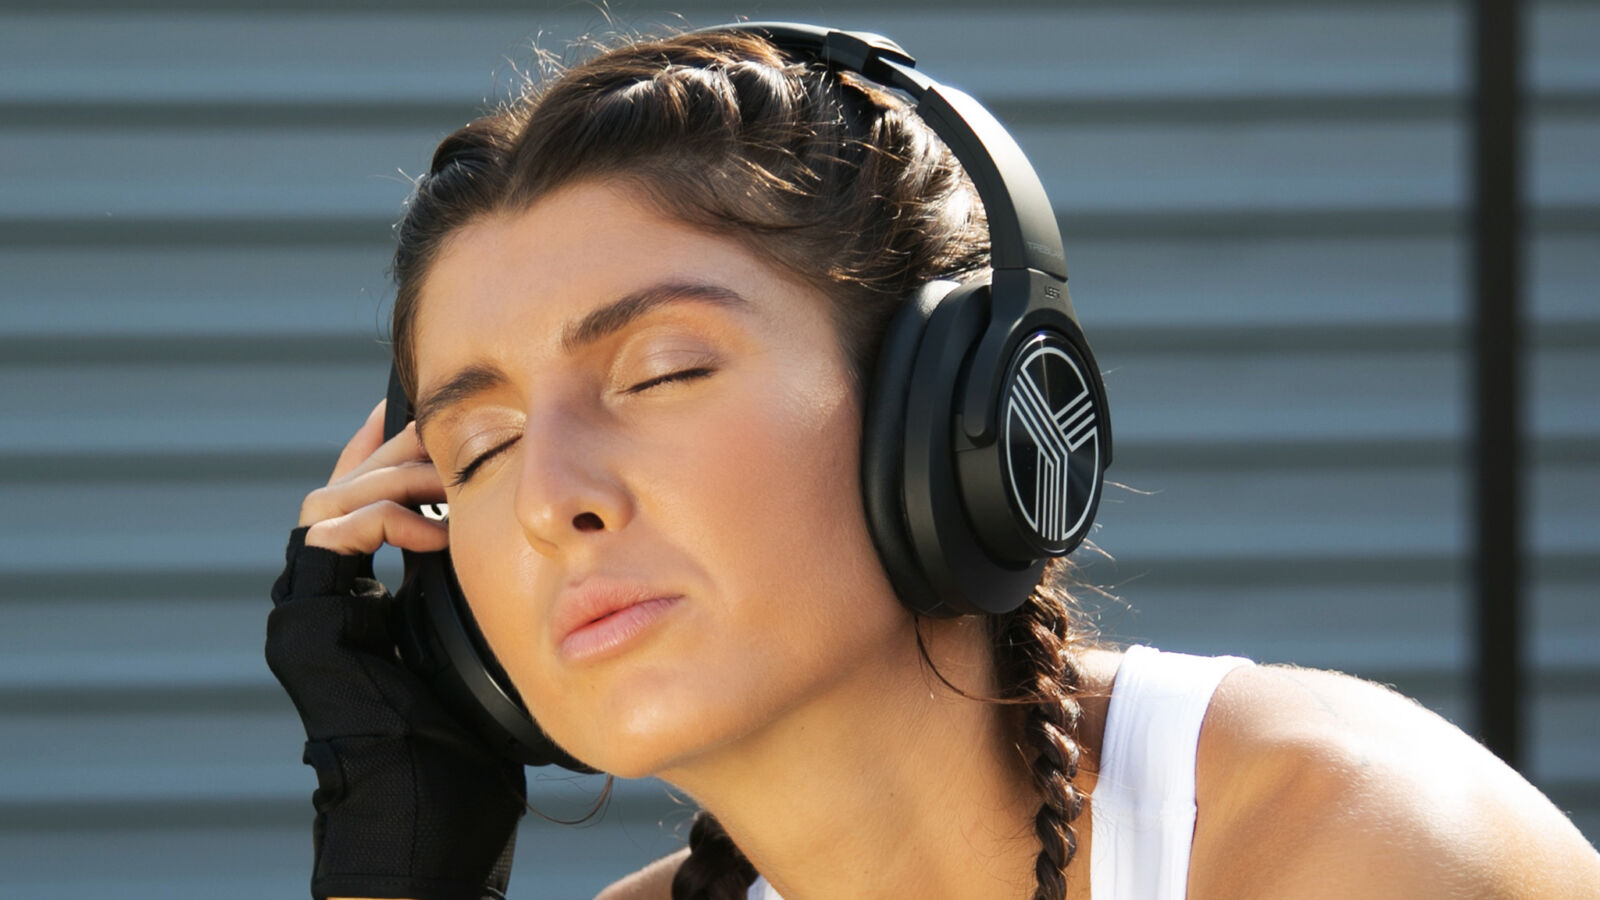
[1005,346,1100,542]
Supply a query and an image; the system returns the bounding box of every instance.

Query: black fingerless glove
[266,527,527,900]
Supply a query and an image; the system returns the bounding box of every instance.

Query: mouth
[552,583,684,664]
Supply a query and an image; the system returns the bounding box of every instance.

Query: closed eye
[449,436,518,487]
[624,366,714,395]
[450,367,714,486]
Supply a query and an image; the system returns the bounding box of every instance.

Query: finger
[329,420,431,488]
[301,459,447,528]
[328,398,389,484]
[304,500,451,556]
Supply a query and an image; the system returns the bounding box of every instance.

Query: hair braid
[999,583,1089,900]
[670,810,758,900]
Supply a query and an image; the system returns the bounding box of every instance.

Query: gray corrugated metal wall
[2,2,1595,896]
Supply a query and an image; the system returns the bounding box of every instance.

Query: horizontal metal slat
[6,232,1599,342]
[13,550,1593,603]
[0,7,1465,105]
[0,816,683,900]
[3,668,1594,812]
[13,436,1600,489]
[0,245,394,340]
[2,342,1595,457]
[8,205,1600,250]
[7,465,1595,579]
[5,116,1596,221]
[10,580,1591,693]
[0,4,1589,104]
[0,704,673,809]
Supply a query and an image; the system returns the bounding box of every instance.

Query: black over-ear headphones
[383,22,1112,768]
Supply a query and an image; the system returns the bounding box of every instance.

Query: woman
[266,24,1600,900]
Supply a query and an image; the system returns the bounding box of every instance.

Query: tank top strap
[1089,644,1254,900]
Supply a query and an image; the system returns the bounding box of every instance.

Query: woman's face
[411,180,910,777]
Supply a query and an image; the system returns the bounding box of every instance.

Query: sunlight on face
[411,180,911,777]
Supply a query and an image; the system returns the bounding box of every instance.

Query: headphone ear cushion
[860,280,960,616]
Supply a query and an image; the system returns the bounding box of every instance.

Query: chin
[567,718,718,781]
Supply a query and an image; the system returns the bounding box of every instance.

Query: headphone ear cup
[895,276,1050,617]
[861,280,963,617]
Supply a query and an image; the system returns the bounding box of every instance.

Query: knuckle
[299,489,333,524]
[303,518,340,547]
[305,509,375,555]
[373,499,411,520]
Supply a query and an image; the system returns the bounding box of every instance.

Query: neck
[657,613,1060,900]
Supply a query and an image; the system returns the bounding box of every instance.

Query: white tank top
[746,644,1253,900]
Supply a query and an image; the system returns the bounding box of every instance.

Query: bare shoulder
[592,847,689,900]
[1186,663,1600,899]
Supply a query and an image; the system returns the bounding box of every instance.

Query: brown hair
[388,28,1093,900]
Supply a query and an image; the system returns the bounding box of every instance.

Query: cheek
[671,362,871,587]
[686,370,903,655]
[445,502,554,688]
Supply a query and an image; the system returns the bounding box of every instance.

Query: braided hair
[386,27,1095,899]
[670,810,760,900]
[994,571,1091,900]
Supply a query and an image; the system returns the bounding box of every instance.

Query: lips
[549,579,683,663]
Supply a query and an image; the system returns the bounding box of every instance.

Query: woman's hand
[268,399,526,900]
[298,398,450,556]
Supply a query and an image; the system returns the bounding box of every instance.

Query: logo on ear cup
[1002,333,1101,551]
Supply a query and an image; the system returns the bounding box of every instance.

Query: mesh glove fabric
[266,526,527,900]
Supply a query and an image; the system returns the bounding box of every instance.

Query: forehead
[411,180,820,384]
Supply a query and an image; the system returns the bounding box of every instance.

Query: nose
[512,405,634,556]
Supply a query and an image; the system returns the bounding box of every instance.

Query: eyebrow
[413,280,749,439]
[560,281,748,353]
[413,362,509,441]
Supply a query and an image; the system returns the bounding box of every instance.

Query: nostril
[572,511,604,532]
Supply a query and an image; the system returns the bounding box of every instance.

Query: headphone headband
[699,22,1068,280]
